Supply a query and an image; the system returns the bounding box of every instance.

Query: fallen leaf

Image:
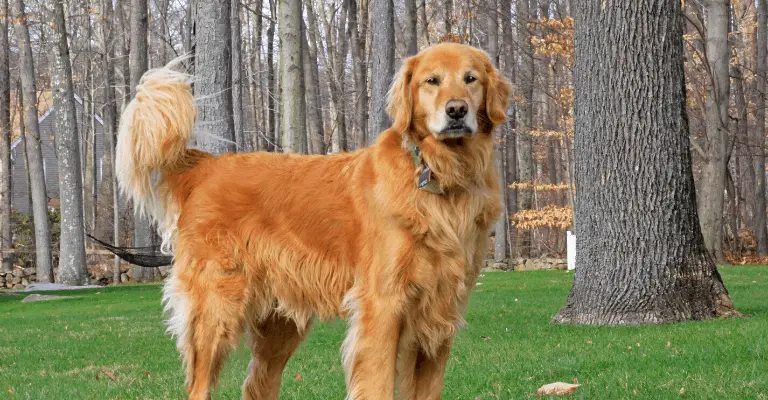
[481,336,492,341]
[572,377,578,384]
[101,368,117,381]
[627,346,632,350]
[680,387,686,395]
[143,372,151,379]
[293,373,303,381]
[666,341,671,348]
[535,382,580,396]
[587,340,592,345]
[7,389,13,394]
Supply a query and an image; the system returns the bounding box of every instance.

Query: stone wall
[0,263,172,289]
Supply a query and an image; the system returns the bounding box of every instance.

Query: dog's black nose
[445,100,468,120]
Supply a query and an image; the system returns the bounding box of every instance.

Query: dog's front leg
[342,293,403,400]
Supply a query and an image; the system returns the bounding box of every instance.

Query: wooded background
[0,0,765,285]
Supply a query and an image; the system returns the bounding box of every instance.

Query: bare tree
[516,0,534,258]
[278,0,307,153]
[0,0,11,272]
[12,0,53,281]
[404,0,418,55]
[114,1,131,110]
[368,0,395,141]
[50,0,88,285]
[194,0,236,153]
[232,0,244,151]
[265,0,277,151]
[302,15,325,155]
[487,0,507,262]
[100,0,121,283]
[755,0,768,254]
[130,0,153,282]
[696,0,731,263]
[554,0,738,325]
[348,0,368,148]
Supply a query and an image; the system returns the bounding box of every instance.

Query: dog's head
[387,43,511,140]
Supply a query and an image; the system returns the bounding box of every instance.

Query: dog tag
[418,164,443,194]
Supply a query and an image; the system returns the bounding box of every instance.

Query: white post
[567,230,576,270]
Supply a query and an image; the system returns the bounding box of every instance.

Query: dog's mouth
[438,122,473,139]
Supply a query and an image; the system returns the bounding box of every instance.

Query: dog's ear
[387,55,419,133]
[484,60,512,128]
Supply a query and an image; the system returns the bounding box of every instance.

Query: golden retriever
[116,42,510,400]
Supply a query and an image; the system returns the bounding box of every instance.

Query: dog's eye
[464,75,477,84]
[426,77,440,86]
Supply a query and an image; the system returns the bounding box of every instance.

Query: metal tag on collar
[418,163,443,194]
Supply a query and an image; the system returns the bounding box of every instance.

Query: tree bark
[502,0,517,256]
[130,0,153,282]
[348,0,368,148]
[368,0,395,141]
[516,0,534,258]
[265,0,277,151]
[404,0,418,55]
[553,0,738,325]
[302,14,325,155]
[278,0,307,154]
[82,0,97,237]
[194,0,236,153]
[0,0,12,272]
[12,0,53,281]
[50,0,88,285]
[246,3,263,152]
[697,0,730,263]
[100,0,120,283]
[488,0,507,262]
[232,0,244,151]
[113,0,131,111]
[755,0,768,254]
[418,0,429,46]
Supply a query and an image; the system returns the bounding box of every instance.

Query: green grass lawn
[1,266,766,399]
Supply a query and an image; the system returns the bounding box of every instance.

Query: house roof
[11,93,105,150]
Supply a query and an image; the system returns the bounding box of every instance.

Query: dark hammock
[87,234,173,268]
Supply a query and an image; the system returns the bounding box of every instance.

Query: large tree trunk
[82,0,97,237]
[232,0,244,151]
[50,0,88,285]
[12,0,53,281]
[194,0,236,153]
[278,0,307,153]
[487,0,506,262]
[348,0,368,149]
[516,0,534,258]
[246,2,264,152]
[404,0,418,56]
[130,0,153,282]
[368,0,395,141]
[265,0,277,151]
[418,0,429,46]
[100,0,120,283]
[113,1,131,111]
[0,0,12,272]
[755,0,768,254]
[553,0,738,325]
[697,0,731,263]
[302,14,325,155]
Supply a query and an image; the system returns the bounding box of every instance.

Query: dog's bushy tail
[116,57,195,253]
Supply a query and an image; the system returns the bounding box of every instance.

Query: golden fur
[116,43,511,400]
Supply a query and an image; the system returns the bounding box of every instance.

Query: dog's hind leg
[242,313,310,400]
[173,260,248,400]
